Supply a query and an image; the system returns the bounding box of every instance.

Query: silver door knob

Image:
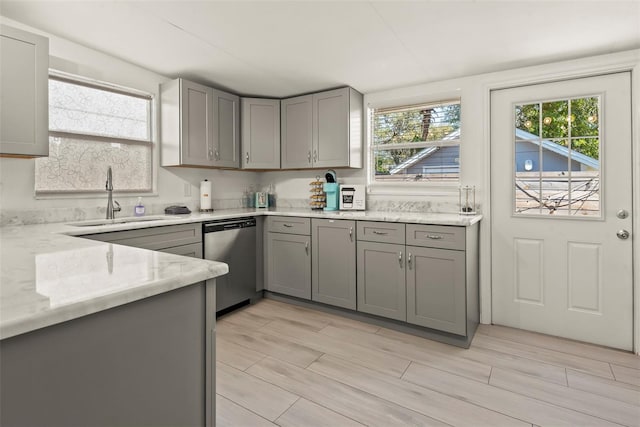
[617,210,629,219]
[617,229,630,240]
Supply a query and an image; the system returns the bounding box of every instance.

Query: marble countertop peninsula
[0,208,480,340]
[0,223,228,340]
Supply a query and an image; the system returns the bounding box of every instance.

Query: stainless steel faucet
[105,166,121,220]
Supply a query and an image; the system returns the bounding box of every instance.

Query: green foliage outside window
[372,104,460,175]
[515,97,599,160]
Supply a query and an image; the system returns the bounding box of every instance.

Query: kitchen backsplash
[1,193,470,226]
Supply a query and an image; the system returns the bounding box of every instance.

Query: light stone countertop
[0,208,481,340]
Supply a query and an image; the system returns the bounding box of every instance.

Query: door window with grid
[514,96,600,216]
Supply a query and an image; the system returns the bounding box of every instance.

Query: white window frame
[35,70,157,198]
[366,94,462,196]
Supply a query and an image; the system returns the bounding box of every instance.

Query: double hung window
[370,99,461,185]
[35,74,153,194]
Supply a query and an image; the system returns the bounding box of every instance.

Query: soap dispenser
[134,197,145,216]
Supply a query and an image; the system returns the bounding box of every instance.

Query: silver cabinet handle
[215,150,220,160]
[283,224,293,228]
[305,241,309,254]
[245,152,249,163]
[373,230,388,235]
[349,226,353,241]
[408,252,412,269]
[208,148,213,160]
[308,151,311,164]
[398,251,403,266]
[617,229,630,240]
[313,150,317,162]
[426,235,443,240]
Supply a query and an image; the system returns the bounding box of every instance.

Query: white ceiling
[1,1,639,97]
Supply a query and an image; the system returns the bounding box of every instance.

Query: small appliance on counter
[255,191,269,208]
[339,185,366,210]
[323,169,339,211]
[165,205,191,215]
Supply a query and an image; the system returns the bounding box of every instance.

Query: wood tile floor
[216,299,640,427]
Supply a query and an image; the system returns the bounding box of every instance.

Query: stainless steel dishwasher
[203,217,257,313]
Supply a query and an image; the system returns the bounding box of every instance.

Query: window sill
[367,182,460,197]
[35,191,158,200]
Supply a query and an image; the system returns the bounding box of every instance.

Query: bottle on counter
[134,197,145,216]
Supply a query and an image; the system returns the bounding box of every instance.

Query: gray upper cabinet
[312,87,363,169]
[212,89,240,168]
[281,87,363,169]
[281,94,313,169]
[406,245,467,336]
[0,25,49,157]
[312,218,356,310]
[161,78,215,167]
[241,98,280,169]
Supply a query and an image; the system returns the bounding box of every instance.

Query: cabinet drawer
[406,224,465,251]
[266,216,310,235]
[159,243,203,259]
[357,221,405,244]
[82,223,202,251]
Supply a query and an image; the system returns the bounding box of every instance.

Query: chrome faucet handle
[113,200,121,213]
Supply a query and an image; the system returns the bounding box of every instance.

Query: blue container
[323,183,339,211]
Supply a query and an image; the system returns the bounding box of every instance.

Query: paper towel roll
[200,179,212,211]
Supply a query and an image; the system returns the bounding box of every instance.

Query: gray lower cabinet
[356,241,406,321]
[312,219,356,310]
[1,281,216,427]
[266,232,311,299]
[81,223,202,256]
[406,245,467,335]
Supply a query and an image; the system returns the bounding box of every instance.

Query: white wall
[0,17,260,224]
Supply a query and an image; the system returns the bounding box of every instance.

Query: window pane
[372,102,460,146]
[374,146,459,182]
[570,97,599,137]
[49,79,150,141]
[570,171,600,216]
[35,136,152,192]
[541,100,569,139]
[515,103,539,137]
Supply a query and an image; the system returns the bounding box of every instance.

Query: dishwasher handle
[203,218,256,233]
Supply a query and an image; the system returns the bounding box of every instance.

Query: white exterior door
[490,73,633,350]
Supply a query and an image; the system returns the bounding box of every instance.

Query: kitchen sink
[67,215,183,227]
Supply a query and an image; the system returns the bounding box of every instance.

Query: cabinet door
[406,245,466,336]
[266,232,311,299]
[241,98,280,169]
[180,80,215,167]
[0,25,49,156]
[281,94,313,169]
[212,89,239,168]
[312,219,356,309]
[312,87,349,168]
[357,241,406,321]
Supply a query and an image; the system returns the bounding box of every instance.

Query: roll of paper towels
[200,179,212,211]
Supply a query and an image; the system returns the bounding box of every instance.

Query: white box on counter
[339,185,366,210]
